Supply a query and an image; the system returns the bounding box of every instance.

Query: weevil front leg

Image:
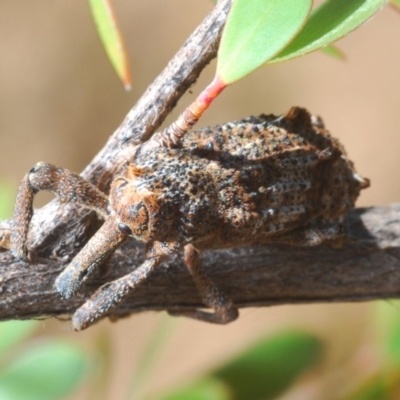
[54,216,129,299]
[10,162,108,260]
[169,244,239,324]
[72,255,165,330]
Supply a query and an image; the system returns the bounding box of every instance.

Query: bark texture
[0,204,400,322]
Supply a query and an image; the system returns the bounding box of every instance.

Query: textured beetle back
[130,107,369,249]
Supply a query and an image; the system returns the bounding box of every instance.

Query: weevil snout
[55,175,152,299]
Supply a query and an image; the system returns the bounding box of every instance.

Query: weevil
[1,107,369,330]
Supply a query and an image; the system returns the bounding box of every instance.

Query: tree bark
[1,0,399,324]
[0,204,400,322]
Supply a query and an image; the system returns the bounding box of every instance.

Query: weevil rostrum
[0,107,369,330]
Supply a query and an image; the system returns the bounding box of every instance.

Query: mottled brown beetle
[3,107,369,330]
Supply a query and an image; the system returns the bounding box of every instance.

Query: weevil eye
[118,223,132,236]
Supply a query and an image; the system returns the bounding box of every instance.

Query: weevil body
[2,107,369,329]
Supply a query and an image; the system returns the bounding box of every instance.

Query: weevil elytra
[1,107,369,330]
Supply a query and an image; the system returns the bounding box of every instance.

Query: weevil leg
[11,162,108,260]
[168,244,239,324]
[55,216,127,299]
[72,256,164,330]
[271,219,346,248]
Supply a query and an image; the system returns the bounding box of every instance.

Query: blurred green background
[0,1,400,399]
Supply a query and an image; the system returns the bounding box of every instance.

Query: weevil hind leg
[272,219,346,248]
[168,244,239,325]
[72,256,164,330]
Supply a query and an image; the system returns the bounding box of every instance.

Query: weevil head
[108,172,153,242]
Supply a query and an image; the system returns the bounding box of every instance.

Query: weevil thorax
[110,148,222,246]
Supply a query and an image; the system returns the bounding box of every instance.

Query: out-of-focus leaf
[0,321,39,358]
[212,331,323,400]
[0,341,88,400]
[0,181,15,220]
[375,301,400,367]
[217,0,312,84]
[88,0,132,90]
[390,0,400,11]
[128,315,177,400]
[340,373,390,400]
[153,377,230,400]
[270,0,386,63]
[87,329,112,400]
[320,44,346,60]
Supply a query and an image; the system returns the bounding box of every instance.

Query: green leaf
[217,0,312,84]
[87,0,132,90]
[390,0,400,11]
[270,0,387,63]
[153,377,230,400]
[0,180,15,220]
[375,301,400,368]
[212,331,323,400]
[0,341,88,400]
[340,373,390,400]
[0,321,39,358]
[320,44,346,60]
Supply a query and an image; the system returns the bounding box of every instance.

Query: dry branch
[0,205,400,322]
[1,0,399,325]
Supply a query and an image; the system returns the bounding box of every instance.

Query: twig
[0,205,400,322]
[84,0,233,189]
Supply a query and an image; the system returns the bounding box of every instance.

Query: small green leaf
[212,331,323,400]
[217,0,312,84]
[340,373,390,400]
[320,44,346,60]
[153,377,230,400]
[88,0,132,90]
[0,181,15,220]
[375,301,400,368]
[390,0,400,11]
[0,321,39,358]
[270,0,387,63]
[0,341,88,400]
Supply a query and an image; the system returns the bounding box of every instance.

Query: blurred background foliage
[0,1,400,399]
